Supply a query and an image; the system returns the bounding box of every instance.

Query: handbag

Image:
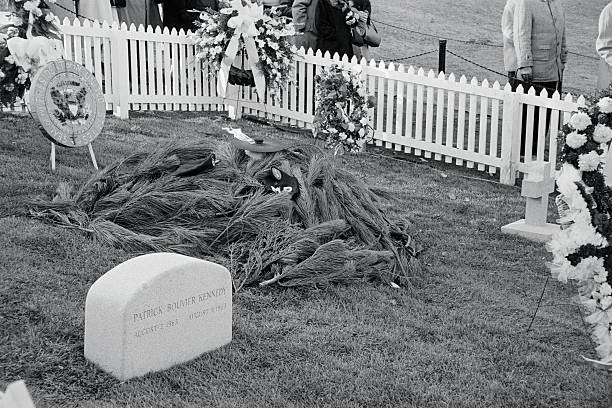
[363,22,381,47]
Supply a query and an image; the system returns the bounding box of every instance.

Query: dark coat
[315,0,353,59]
[157,0,219,32]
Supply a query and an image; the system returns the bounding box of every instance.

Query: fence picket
[466,77,478,168]
[444,73,456,163]
[536,88,549,161]
[395,65,405,151]
[404,66,415,155]
[375,61,386,147]
[385,62,397,149]
[435,71,445,161]
[414,68,425,156]
[524,86,537,161]
[477,79,490,171]
[489,81,501,173]
[424,70,435,158]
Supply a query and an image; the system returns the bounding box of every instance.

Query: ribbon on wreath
[217,0,268,98]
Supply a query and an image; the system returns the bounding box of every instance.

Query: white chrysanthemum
[565,131,587,149]
[347,122,355,132]
[358,127,365,137]
[601,283,612,297]
[599,97,612,113]
[569,112,593,131]
[595,267,609,283]
[601,296,612,310]
[578,150,603,171]
[573,257,605,281]
[360,117,368,126]
[593,124,612,144]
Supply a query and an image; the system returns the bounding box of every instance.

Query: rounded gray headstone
[29,60,105,148]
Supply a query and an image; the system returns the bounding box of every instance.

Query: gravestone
[501,161,559,242]
[84,253,232,381]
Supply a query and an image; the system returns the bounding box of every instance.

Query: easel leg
[50,142,56,171]
[88,143,98,170]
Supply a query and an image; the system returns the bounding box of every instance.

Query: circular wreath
[0,0,61,105]
[548,89,612,368]
[313,64,372,154]
[191,0,296,97]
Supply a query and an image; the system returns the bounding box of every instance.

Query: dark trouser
[508,71,562,158]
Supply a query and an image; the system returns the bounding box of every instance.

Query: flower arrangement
[191,0,296,98]
[313,64,372,154]
[548,90,612,369]
[0,0,61,105]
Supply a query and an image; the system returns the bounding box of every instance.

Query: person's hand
[345,10,357,26]
[517,67,533,83]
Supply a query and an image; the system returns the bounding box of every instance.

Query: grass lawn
[372,0,607,96]
[1,110,610,407]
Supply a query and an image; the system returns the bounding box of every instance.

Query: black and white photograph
[0,0,611,406]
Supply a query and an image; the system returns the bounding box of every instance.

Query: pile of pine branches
[30,140,422,291]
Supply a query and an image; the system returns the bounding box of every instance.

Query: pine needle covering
[30,140,422,290]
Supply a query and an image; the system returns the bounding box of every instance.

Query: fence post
[500,88,519,185]
[438,40,446,74]
[110,24,130,119]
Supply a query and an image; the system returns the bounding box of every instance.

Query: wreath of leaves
[313,64,373,154]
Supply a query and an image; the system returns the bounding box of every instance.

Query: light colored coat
[502,0,518,72]
[513,0,567,82]
[597,2,612,90]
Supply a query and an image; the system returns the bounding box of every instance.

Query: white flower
[358,128,365,137]
[599,97,612,113]
[346,137,354,144]
[601,283,612,297]
[601,296,612,310]
[16,72,28,84]
[359,117,368,126]
[565,131,587,149]
[347,122,355,132]
[593,124,612,144]
[339,132,347,140]
[0,70,4,79]
[578,151,603,171]
[595,268,609,283]
[9,15,24,26]
[5,55,15,64]
[45,13,56,22]
[569,112,593,131]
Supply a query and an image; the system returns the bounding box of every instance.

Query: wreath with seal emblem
[50,85,91,125]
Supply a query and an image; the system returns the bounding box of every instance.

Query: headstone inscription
[84,253,232,381]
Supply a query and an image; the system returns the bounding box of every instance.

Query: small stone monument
[501,161,560,242]
[84,253,232,381]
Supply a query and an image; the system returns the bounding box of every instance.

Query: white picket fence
[6,19,586,185]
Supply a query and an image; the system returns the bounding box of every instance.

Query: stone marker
[84,253,232,381]
[0,381,36,408]
[501,161,560,242]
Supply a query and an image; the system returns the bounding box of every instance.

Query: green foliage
[30,140,421,289]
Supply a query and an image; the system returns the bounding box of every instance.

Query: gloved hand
[517,66,533,83]
[345,10,357,26]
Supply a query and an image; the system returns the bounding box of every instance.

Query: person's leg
[530,81,559,158]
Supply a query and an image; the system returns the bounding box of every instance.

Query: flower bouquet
[548,91,612,369]
[313,64,372,154]
[191,0,296,98]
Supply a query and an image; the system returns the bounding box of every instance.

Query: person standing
[292,0,319,52]
[597,2,612,90]
[502,0,518,89]
[157,0,218,32]
[349,0,371,61]
[513,0,567,157]
[315,0,358,59]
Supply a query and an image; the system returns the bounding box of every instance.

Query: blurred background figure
[114,0,162,28]
[349,0,371,61]
[597,2,612,90]
[292,0,319,52]
[513,0,567,158]
[315,0,358,58]
[501,0,518,89]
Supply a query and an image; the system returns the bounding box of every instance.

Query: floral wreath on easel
[191,0,296,98]
[548,89,612,370]
[313,63,373,154]
[0,0,62,106]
